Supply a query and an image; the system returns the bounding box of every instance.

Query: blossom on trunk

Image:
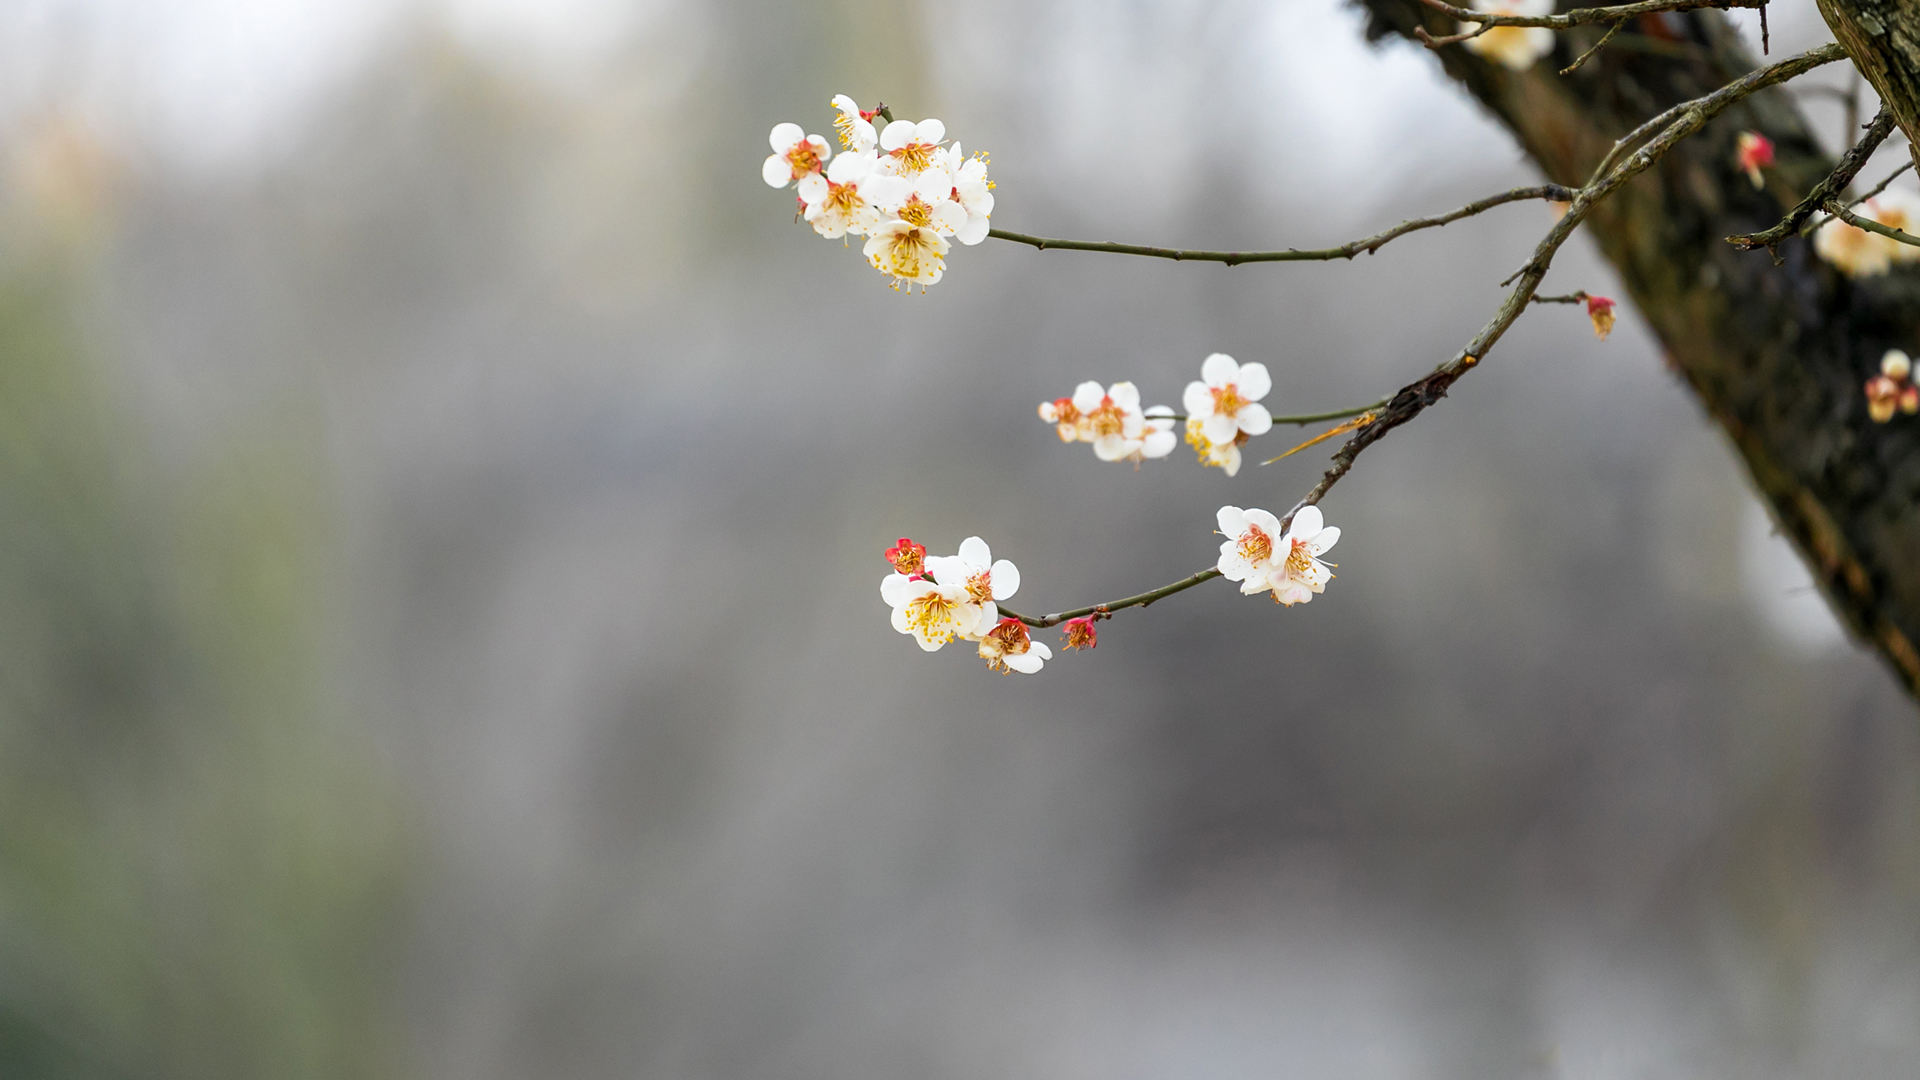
[1183,353,1273,447]
[1460,0,1555,71]
[1735,131,1775,189]
[979,617,1052,673]
[1866,348,1920,422]
[1586,294,1616,340]
[831,94,877,152]
[763,123,831,201]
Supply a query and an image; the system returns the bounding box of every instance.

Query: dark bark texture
[1819,0,1920,170]
[1356,1,1920,695]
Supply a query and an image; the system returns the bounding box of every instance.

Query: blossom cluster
[1867,349,1920,423]
[1816,190,1920,278]
[763,96,993,290]
[1460,0,1555,72]
[878,504,1343,674]
[1037,353,1274,475]
[880,536,1051,673]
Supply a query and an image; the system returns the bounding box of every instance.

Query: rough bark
[1819,0,1920,171]
[1356,1,1920,695]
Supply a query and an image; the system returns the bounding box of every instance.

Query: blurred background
[0,0,1917,1077]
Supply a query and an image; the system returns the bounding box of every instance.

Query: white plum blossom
[830,94,876,152]
[1058,381,1175,463]
[924,536,1020,633]
[763,122,832,202]
[1038,395,1086,441]
[944,143,995,245]
[803,150,906,239]
[888,576,982,650]
[1460,0,1556,71]
[878,117,948,181]
[878,168,969,237]
[1817,189,1920,278]
[864,220,950,288]
[978,617,1052,674]
[1184,417,1244,476]
[1183,353,1273,447]
[1216,504,1340,606]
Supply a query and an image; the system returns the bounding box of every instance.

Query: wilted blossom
[1587,294,1616,340]
[1061,616,1099,651]
[978,617,1052,673]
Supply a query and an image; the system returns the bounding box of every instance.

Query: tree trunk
[1819,0,1920,171]
[1355,0,1920,697]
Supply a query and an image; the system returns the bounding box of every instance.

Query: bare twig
[1531,291,1594,304]
[1124,401,1390,425]
[1412,0,1763,48]
[1727,106,1895,250]
[1848,161,1914,208]
[1825,199,1920,247]
[987,184,1574,266]
[1560,21,1625,75]
[1004,43,1846,631]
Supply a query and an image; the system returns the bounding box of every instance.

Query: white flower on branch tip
[1817,189,1920,278]
[979,617,1052,674]
[1216,504,1340,605]
[1460,0,1555,72]
[923,536,1020,633]
[763,123,831,196]
[878,117,947,179]
[864,220,950,287]
[943,143,995,246]
[1182,353,1273,447]
[831,94,876,152]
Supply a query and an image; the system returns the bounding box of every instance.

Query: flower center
[1211,384,1246,416]
[823,181,863,214]
[1087,397,1126,438]
[906,592,958,643]
[966,571,994,604]
[832,112,860,148]
[899,195,935,227]
[875,227,941,282]
[1237,525,1273,565]
[1063,618,1097,651]
[890,142,938,175]
[1283,537,1324,580]
[785,141,822,180]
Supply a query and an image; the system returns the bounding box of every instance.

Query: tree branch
[1414,0,1763,47]
[1005,42,1846,635]
[1727,106,1895,250]
[1824,198,1920,246]
[986,184,1573,266]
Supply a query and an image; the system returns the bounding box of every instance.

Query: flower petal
[1306,526,1340,555]
[797,173,829,205]
[1202,413,1238,446]
[1142,430,1176,458]
[958,536,991,569]
[1072,382,1106,413]
[1244,508,1282,537]
[917,118,946,144]
[1220,445,1242,477]
[763,154,791,187]
[1290,505,1324,539]
[1237,402,1273,436]
[769,122,803,152]
[880,120,915,151]
[1005,652,1044,673]
[957,212,990,246]
[1183,381,1213,416]
[1217,505,1249,537]
[1235,362,1271,401]
[1094,435,1130,461]
[892,605,911,633]
[1201,352,1238,387]
[990,559,1020,600]
[1108,381,1141,412]
[881,573,910,607]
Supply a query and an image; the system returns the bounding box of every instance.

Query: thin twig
[1825,199,1920,247]
[1004,43,1846,632]
[999,571,1222,629]
[1413,0,1763,48]
[1727,106,1894,251]
[987,185,1574,267]
[1849,161,1913,208]
[1123,401,1389,425]
[1531,291,1593,304]
[1560,22,1624,75]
